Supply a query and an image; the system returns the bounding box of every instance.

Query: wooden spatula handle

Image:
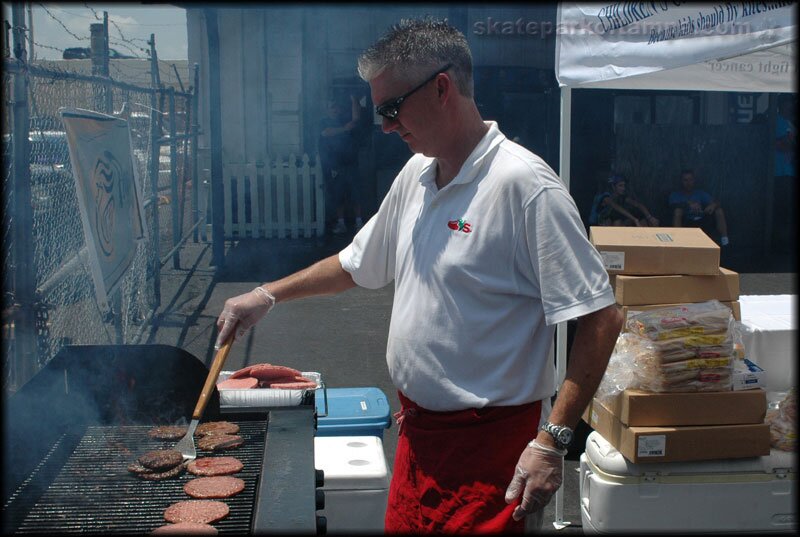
[192,338,233,420]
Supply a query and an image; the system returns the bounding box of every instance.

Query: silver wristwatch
[539,421,574,450]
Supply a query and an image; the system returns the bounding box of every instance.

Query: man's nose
[381,116,399,134]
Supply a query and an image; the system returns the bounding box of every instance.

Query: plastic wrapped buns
[599,301,738,393]
[626,300,734,341]
[766,388,797,451]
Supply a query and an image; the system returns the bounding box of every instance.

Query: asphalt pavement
[147,232,796,533]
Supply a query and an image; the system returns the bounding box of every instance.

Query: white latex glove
[504,439,566,521]
[215,287,276,349]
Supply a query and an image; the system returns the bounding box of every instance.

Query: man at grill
[216,18,622,533]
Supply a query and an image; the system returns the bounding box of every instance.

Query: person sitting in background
[588,173,659,227]
[772,94,796,254]
[669,169,729,246]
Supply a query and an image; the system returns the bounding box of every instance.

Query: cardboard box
[582,398,771,463]
[621,301,741,324]
[589,227,720,275]
[599,388,766,426]
[613,268,740,305]
[732,359,767,391]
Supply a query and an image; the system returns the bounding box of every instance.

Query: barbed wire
[108,38,147,58]
[37,3,88,42]
[35,4,149,59]
[83,3,102,21]
[32,41,65,54]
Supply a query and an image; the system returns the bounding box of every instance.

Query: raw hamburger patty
[227,365,256,380]
[163,500,229,524]
[197,434,244,451]
[245,363,302,381]
[138,449,184,471]
[150,522,218,535]
[268,376,317,389]
[217,377,259,390]
[187,456,243,476]
[184,476,246,499]
[195,421,240,436]
[148,425,188,441]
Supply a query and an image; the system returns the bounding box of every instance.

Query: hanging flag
[59,107,147,307]
[555,2,797,91]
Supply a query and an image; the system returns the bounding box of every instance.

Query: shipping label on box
[589,226,720,275]
[732,359,767,391]
[613,268,740,305]
[600,251,626,271]
[636,435,667,458]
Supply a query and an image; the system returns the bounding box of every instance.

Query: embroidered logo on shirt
[447,218,472,233]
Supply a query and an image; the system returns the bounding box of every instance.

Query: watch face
[557,428,573,445]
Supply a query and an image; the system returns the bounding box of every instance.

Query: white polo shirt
[339,122,614,411]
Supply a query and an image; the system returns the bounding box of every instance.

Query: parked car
[2,130,73,214]
[62,47,134,60]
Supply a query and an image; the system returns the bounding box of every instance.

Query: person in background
[588,173,659,227]
[319,94,365,234]
[669,169,730,246]
[216,18,621,533]
[773,94,796,255]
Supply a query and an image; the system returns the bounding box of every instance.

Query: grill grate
[14,420,267,534]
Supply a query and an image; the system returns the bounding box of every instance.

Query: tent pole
[552,85,573,531]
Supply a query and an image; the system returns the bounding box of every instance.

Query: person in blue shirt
[669,169,729,246]
[772,94,796,255]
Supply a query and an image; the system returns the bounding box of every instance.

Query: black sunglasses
[374,63,453,120]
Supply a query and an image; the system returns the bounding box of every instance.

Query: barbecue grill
[2,344,325,534]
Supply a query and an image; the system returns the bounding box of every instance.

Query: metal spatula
[176,338,233,460]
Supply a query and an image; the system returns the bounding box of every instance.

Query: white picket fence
[222,154,325,239]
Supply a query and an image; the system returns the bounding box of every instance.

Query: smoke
[2,343,215,501]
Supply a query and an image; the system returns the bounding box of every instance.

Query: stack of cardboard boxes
[584,227,771,463]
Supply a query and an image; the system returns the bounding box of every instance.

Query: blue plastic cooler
[315,387,392,438]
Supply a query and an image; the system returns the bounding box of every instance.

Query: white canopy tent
[550,2,796,529]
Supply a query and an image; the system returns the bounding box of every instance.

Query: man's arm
[535,304,622,449]
[702,192,719,215]
[215,254,356,347]
[627,198,658,224]
[602,197,642,226]
[321,123,356,137]
[268,253,357,304]
[504,304,622,520]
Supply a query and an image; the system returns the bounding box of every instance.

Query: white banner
[59,107,147,307]
[556,2,797,90]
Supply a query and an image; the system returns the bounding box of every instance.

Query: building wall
[188,5,556,171]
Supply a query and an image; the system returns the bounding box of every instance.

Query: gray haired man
[216,18,621,533]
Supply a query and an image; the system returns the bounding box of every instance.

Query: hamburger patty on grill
[197,434,244,452]
[138,449,183,471]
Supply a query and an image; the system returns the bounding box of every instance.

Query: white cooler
[314,435,391,533]
[580,431,797,533]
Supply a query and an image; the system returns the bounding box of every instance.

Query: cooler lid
[314,436,391,490]
[315,387,391,427]
[585,431,797,478]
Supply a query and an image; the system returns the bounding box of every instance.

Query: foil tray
[218,371,321,407]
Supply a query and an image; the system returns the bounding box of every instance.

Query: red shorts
[385,391,542,534]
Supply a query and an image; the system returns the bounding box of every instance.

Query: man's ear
[436,74,451,103]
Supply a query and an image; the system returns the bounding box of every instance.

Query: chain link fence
[2,59,200,395]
